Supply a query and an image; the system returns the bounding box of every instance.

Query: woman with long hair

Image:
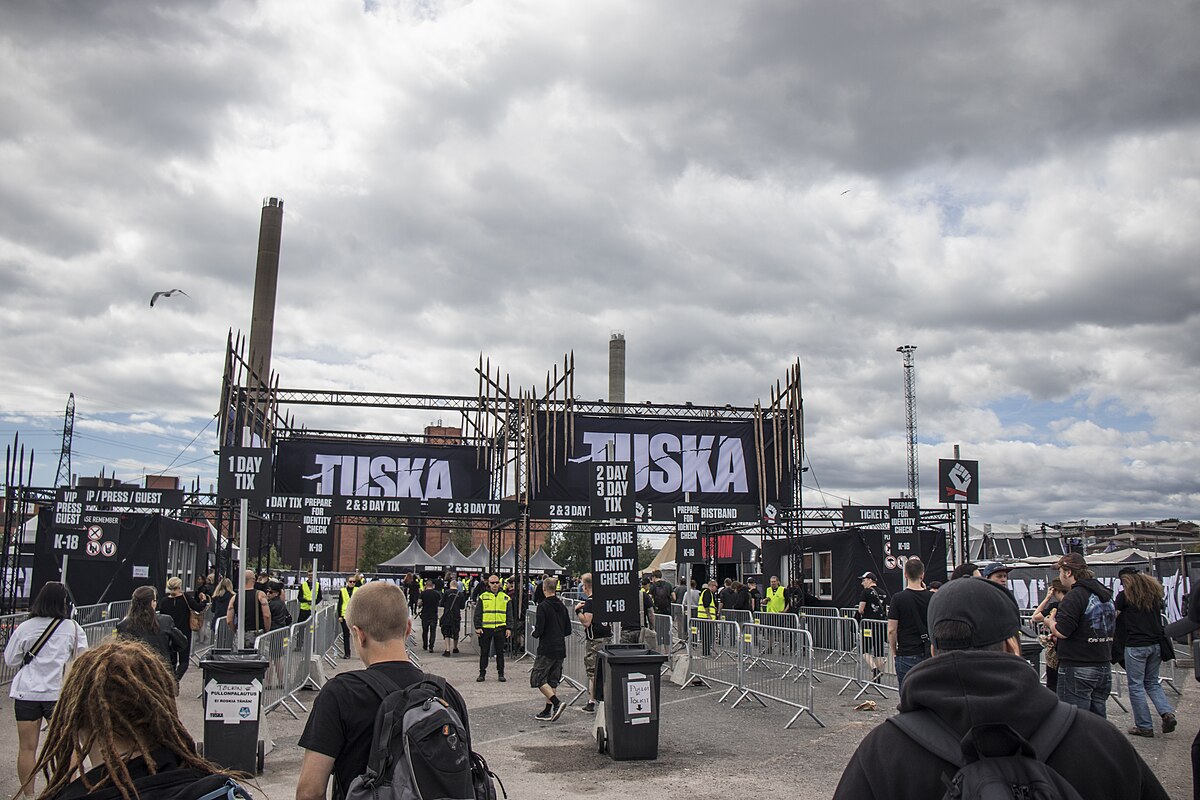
[115,586,186,671]
[157,577,206,681]
[3,581,88,797]
[209,577,234,635]
[1115,568,1177,738]
[31,639,246,800]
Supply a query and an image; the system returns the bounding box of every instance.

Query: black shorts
[529,655,564,689]
[15,699,56,722]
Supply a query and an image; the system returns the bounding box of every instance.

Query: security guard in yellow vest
[298,574,322,623]
[338,574,360,658]
[697,578,718,656]
[472,574,513,682]
[765,575,786,614]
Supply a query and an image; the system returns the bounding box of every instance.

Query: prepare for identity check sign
[590,525,640,626]
[204,679,262,724]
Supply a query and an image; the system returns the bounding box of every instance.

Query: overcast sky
[2,0,1197,526]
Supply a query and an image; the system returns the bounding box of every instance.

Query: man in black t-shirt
[575,572,612,714]
[887,557,932,692]
[717,578,735,614]
[856,572,888,681]
[296,581,468,800]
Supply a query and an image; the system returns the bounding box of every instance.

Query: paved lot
[0,641,1194,799]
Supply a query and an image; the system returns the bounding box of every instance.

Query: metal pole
[953,445,962,570]
[237,427,250,651]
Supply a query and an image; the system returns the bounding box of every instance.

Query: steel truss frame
[217,334,807,620]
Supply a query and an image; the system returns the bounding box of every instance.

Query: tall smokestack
[609,331,626,406]
[248,197,284,379]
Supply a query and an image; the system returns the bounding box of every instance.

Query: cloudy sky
[2,0,1197,525]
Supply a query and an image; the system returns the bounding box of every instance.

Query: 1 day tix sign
[590,525,639,626]
[218,447,273,504]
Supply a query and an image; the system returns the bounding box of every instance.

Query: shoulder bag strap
[352,668,403,701]
[886,709,965,768]
[26,618,66,663]
[1026,701,1077,762]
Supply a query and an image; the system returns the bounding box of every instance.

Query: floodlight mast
[897,345,919,505]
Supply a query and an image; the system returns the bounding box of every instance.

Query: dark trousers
[478,628,505,676]
[170,634,192,680]
[340,618,352,658]
[421,618,438,650]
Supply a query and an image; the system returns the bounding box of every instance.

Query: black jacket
[115,614,187,666]
[532,596,570,658]
[832,651,1168,800]
[51,748,223,800]
[1054,577,1116,666]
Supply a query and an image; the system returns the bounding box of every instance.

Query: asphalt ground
[0,639,1194,800]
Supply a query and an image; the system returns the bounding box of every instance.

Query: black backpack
[887,702,1083,800]
[344,671,504,800]
[651,581,673,614]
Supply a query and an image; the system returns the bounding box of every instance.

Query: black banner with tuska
[533,414,792,510]
[273,438,492,502]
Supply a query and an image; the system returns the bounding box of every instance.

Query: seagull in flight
[150,289,190,307]
[840,189,852,195]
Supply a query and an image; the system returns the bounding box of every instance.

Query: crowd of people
[3,553,1193,799]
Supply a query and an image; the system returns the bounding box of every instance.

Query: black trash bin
[1020,636,1043,674]
[595,644,669,760]
[200,650,270,774]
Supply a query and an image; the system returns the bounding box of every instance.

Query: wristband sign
[54,513,120,561]
[590,525,640,626]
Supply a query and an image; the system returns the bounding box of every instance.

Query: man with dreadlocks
[31,639,249,800]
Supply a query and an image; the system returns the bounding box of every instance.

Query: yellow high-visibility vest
[480,591,510,629]
[697,589,716,620]
[300,580,315,611]
[765,585,786,613]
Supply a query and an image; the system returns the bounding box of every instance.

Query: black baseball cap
[859,572,877,581]
[927,577,1021,651]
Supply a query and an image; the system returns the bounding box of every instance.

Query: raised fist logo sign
[947,463,972,498]
[939,459,979,504]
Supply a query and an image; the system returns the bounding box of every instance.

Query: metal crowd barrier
[671,604,690,653]
[801,613,872,696]
[107,599,132,623]
[853,618,897,698]
[651,609,673,655]
[212,617,234,651]
[522,609,537,660]
[80,619,117,649]
[73,604,108,626]
[686,618,743,700]
[254,624,311,719]
[311,603,341,669]
[0,613,25,687]
[737,623,824,728]
[556,620,591,706]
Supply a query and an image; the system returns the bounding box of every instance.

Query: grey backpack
[344,671,493,800]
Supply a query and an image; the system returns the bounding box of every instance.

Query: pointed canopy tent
[432,541,474,571]
[497,546,516,572]
[377,540,442,573]
[528,547,565,575]
[465,545,490,571]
